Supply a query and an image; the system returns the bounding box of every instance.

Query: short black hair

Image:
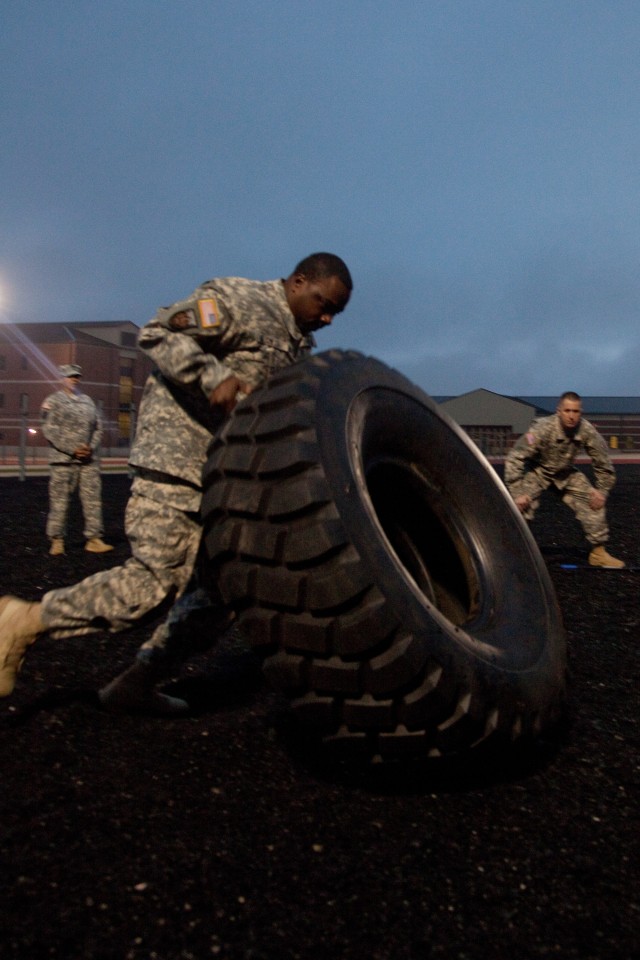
[292,253,353,291]
[559,391,581,403]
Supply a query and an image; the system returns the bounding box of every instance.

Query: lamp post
[19,394,28,482]
[129,403,136,447]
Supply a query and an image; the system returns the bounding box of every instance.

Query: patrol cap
[59,363,83,378]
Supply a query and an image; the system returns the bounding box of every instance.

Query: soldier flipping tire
[201,350,567,762]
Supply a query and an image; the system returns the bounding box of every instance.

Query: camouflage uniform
[41,388,105,541]
[39,277,314,655]
[504,413,616,545]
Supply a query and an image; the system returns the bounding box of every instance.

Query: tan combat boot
[49,538,65,556]
[0,597,44,696]
[588,545,625,569]
[85,538,114,553]
[98,660,189,716]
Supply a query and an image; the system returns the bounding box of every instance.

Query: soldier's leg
[562,473,624,566]
[99,563,235,715]
[139,582,235,670]
[508,474,547,522]
[78,462,104,539]
[1,493,201,698]
[40,492,201,639]
[79,462,113,552]
[561,472,608,545]
[46,466,74,540]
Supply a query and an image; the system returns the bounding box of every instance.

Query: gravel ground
[0,470,638,960]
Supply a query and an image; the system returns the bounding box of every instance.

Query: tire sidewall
[310,355,565,698]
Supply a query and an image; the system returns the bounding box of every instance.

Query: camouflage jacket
[504,414,616,493]
[129,277,314,507]
[40,389,102,465]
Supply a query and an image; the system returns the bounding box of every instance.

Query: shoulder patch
[197,298,221,328]
[525,432,536,445]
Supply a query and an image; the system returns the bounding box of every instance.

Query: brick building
[0,321,154,457]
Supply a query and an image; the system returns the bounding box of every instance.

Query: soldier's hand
[514,494,531,513]
[208,376,252,415]
[74,444,91,460]
[589,489,606,511]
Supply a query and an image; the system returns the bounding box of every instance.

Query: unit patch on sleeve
[197,298,221,328]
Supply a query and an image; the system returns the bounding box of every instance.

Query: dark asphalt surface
[0,471,638,960]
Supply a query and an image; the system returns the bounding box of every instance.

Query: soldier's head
[59,363,82,393]
[284,253,352,334]
[557,391,582,433]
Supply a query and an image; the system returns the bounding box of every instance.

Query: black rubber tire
[202,350,566,762]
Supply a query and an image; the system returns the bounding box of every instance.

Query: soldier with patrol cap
[0,253,352,710]
[505,390,624,568]
[41,364,113,556]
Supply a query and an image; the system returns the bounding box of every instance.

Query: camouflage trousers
[41,491,202,640]
[136,582,235,676]
[510,468,609,545]
[46,462,104,540]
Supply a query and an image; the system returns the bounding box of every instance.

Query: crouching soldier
[505,391,624,568]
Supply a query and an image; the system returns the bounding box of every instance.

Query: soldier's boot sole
[0,597,44,697]
[588,546,625,568]
[85,539,114,553]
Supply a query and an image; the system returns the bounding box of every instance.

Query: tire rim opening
[366,458,479,626]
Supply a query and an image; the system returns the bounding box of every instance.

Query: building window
[0,355,5,371]
[118,411,131,441]
[20,354,28,370]
[120,332,137,347]
[119,375,133,406]
[0,393,4,408]
[463,425,511,456]
[19,393,29,414]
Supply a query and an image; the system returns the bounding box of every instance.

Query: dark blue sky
[2,1,639,394]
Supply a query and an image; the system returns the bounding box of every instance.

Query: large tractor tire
[202,350,566,762]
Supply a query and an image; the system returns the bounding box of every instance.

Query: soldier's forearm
[504,458,526,486]
[140,328,230,396]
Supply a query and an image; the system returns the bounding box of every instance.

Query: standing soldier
[0,253,352,708]
[41,364,113,556]
[505,391,625,568]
